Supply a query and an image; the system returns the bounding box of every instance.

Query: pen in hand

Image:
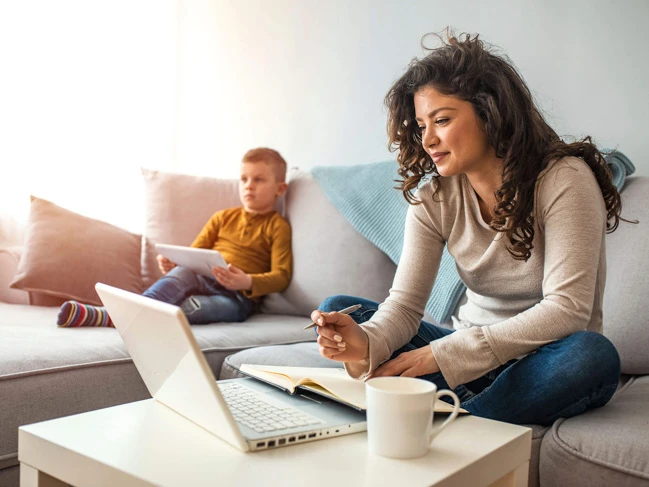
[303,304,363,330]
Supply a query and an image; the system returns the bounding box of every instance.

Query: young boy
[57,148,292,326]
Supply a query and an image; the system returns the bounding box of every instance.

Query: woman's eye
[435,118,449,125]
[418,126,426,132]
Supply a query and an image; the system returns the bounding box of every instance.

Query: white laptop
[155,243,228,277]
[95,283,367,452]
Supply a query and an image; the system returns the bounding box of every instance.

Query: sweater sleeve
[430,160,608,388]
[344,187,445,378]
[190,212,221,249]
[243,216,293,300]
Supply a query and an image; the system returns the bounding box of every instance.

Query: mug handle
[429,389,460,443]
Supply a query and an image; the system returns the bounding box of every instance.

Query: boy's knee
[176,266,196,277]
[318,295,357,312]
[164,266,196,284]
[180,296,201,316]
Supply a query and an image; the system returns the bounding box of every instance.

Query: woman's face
[414,86,496,178]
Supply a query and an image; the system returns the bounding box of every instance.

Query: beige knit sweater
[346,157,608,389]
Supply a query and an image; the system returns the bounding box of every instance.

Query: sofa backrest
[0,212,25,248]
[262,169,396,316]
[602,176,649,375]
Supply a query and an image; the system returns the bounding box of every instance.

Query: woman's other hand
[370,346,440,378]
[156,254,176,275]
[310,309,370,362]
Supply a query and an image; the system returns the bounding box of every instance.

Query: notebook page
[298,369,367,409]
[240,365,364,408]
[239,364,297,392]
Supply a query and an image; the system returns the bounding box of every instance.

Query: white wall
[1,0,646,231]
[0,0,176,230]
[176,0,649,179]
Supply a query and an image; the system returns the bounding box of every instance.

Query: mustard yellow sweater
[191,207,292,301]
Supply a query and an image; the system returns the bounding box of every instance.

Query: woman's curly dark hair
[385,31,625,261]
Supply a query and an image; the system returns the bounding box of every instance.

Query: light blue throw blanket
[604,150,635,191]
[312,151,635,324]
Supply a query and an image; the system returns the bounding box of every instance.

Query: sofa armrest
[0,246,29,304]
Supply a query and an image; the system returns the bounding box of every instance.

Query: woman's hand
[212,264,253,291]
[156,254,176,275]
[310,309,370,362]
[370,346,440,378]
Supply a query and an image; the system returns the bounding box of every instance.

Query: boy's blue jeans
[143,266,255,324]
[320,295,621,426]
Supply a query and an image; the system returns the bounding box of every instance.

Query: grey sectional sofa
[1,169,647,486]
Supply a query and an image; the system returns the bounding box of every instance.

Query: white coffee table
[19,398,531,487]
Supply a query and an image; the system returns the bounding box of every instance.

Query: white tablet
[155,243,228,278]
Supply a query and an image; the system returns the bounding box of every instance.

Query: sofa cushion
[9,197,144,306]
[602,177,649,375]
[0,302,315,468]
[261,170,398,317]
[540,375,649,486]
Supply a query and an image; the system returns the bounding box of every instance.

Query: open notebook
[240,365,468,414]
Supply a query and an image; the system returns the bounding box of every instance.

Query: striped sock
[57,301,114,328]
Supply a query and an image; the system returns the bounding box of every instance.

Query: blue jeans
[319,295,621,426]
[144,266,255,324]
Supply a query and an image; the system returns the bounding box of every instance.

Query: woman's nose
[423,130,439,147]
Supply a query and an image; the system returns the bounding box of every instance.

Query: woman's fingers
[310,309,356,325]
[398,366,420,378]
[310,309,325,325]
[372,357,403,377]
[317,334,346,351]
[315,322,347,359]
[316,323,344,343]
[319,345,346,359]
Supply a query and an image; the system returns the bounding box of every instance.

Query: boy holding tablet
[57,148,292,326]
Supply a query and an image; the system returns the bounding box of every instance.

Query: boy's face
[239,161,287,213]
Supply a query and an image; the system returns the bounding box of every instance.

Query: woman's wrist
[361,329,371,361]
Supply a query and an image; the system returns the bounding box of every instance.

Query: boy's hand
[156,254,176,275]
[212,264,253,291]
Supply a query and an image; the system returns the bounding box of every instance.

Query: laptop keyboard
[219,382,325,433]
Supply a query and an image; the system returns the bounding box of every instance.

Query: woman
[310,33,623,425]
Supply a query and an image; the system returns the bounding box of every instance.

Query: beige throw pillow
[10,196,144,305]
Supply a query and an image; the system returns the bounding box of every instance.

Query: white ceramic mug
[365,376,461,459]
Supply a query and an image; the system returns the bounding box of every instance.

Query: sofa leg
[20,463,68,487]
